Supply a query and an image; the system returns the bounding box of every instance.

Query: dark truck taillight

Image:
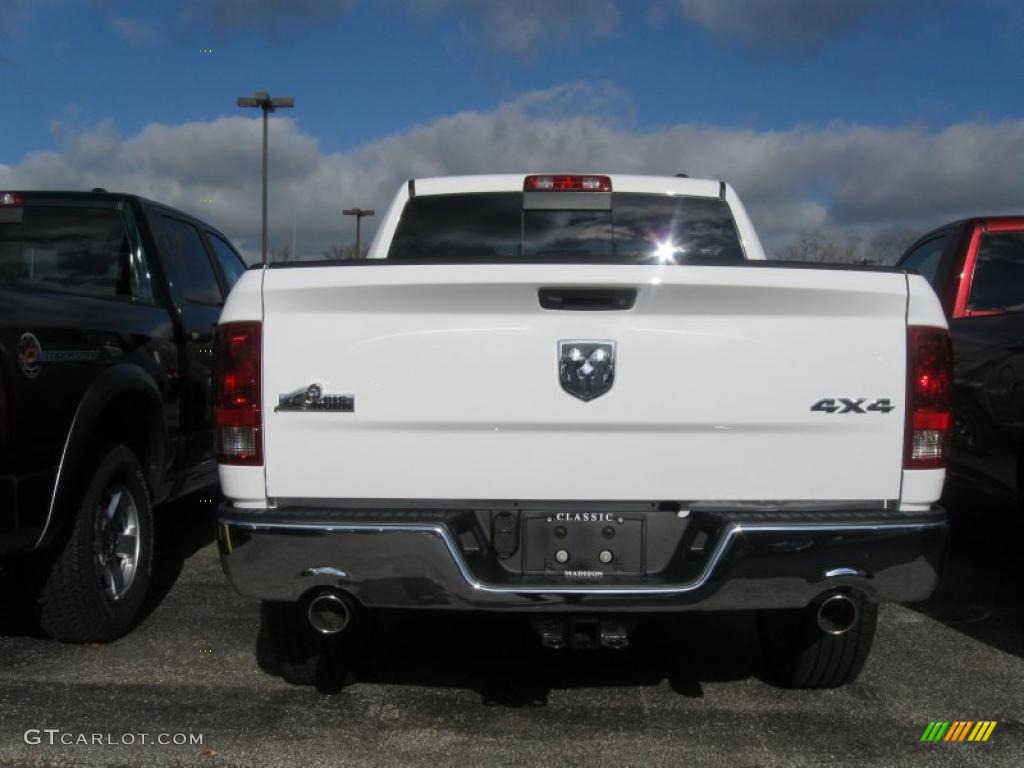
[213,321,262,466]
[904,326,953,470]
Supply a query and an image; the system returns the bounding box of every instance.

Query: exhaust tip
[816,592,859,636]
[307,592,352,635]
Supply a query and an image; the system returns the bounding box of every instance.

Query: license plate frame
[521,512,645,575]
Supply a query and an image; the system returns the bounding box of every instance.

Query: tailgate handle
[538,287,637,311]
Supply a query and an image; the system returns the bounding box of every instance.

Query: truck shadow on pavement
[0,487,219,638]
[137,486,221,626]
[907,497,1023,660]
[260,609,762,706]
[261,499,1024,705]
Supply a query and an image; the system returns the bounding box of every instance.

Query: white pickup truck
[215,174,950,689]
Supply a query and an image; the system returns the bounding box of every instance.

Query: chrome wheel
[94,484,140,601]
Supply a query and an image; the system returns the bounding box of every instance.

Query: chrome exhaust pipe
[815,592,859,636]
[307,591,353,635]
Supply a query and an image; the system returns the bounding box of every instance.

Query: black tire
[758,593,878,689]
[258,600,352,688]
[38,445,154,643]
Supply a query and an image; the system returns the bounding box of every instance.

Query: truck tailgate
[261,264,908,502]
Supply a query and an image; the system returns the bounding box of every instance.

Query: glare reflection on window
[653,239,685,263]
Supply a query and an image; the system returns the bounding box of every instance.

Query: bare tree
[776,227,920,265]
[866,228,918,265]
[271,244,294,262]
[321,241,369,260]
[776,229,863,264]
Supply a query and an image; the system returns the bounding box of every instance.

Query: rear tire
[758,593,878,689]
[258,600,352,688]
[38,445,154,642]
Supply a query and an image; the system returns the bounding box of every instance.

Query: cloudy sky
[1,0,1023,260]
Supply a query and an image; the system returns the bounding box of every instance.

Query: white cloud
[675,0,890,51]
[0,0,29,35]
[4,0,917,59]
[3,85,1022,261]
[111,16,156,44]
[178,0,619,57]
[0,0,33,62]
[181,0,357,35]
[406,0,619,58]
[180,0,881,54]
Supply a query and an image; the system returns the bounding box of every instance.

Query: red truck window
[966,231,1024,314]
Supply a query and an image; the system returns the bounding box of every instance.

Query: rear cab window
[387,192,745,263]
[0,204,149,301]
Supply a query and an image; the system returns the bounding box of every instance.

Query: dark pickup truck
[0,190,247,641]
[899,216,1024,513]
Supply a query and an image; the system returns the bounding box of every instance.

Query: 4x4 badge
[559,340,616,402]
[811,397,894,414]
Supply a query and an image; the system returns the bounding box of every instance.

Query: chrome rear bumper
[218,504,947,612]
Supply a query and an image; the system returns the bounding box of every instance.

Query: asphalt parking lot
[1,492,1021,768]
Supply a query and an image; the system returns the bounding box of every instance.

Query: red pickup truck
[899,216,1024,514]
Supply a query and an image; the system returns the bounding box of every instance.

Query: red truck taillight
[523,174,611,192]
[904,326,952,470]
[214,321,262,466]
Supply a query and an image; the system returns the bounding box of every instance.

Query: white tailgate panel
[261,265,907,502]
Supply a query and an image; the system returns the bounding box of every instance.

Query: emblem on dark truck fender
[18,333,42,378]
[559,340,616,401]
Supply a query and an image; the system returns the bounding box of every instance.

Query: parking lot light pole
[237,91,294,265]
[342,208,375,258]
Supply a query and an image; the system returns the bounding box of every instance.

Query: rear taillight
[523,175,611,192]
[904,326,952,470]
[213,321,262,466]
[0,192,23,206]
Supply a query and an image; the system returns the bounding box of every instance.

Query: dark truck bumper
[217,503,948,612]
